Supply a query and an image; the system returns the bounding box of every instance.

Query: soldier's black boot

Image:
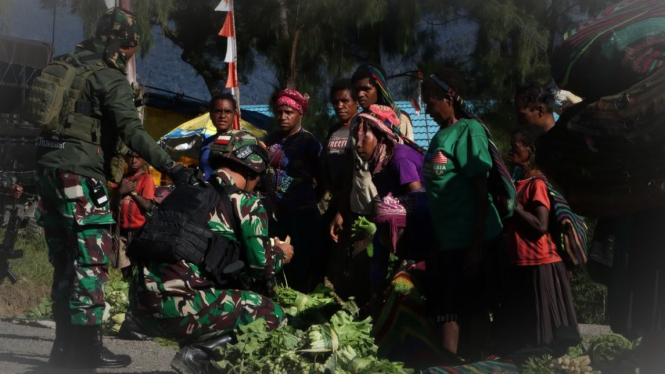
[170,335,234,374]
[48,322,70,366]
[67,325,131,368]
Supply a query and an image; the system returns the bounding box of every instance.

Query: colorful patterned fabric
[537,65,665,217]
[130,170,286,344]
[374,193,407,253]
[552,0,665,98]
[272,88,309,115]
[511,175,588,269]
[540,176,589,269]
[356,111,399,174]
[265,127,322,213]
[423,357,520,374]
[357,65,400,116]
[372,261,458,370]
[36,168,115,327]
[367,104,426,155]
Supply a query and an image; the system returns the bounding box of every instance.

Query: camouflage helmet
[95,7,140,48]
[209,131,269,174]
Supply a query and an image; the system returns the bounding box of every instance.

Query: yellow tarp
[168,112,267,139]
[152,113,269,185]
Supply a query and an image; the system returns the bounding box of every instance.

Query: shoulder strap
[209,179,241,234]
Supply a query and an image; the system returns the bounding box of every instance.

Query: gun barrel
[7,269,18,284]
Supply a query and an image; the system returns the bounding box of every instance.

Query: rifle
[0,205,25,285]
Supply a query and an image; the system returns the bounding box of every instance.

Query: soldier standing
[129,132,294,374]
[29,8,195,369]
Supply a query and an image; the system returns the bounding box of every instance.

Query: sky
[6,0,213,101]
[4,0,477,105]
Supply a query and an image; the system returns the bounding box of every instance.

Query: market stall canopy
[0,34,52,70]
[159,110,273,160]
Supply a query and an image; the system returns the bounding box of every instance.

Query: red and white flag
[215,0,240,129]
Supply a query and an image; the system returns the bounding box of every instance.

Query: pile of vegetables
[210,285,411,374]
[104,279,130,333]
[522,334,641,374]
[25,278,131,335]
[274,284,336,317]
[26,280,129,326]
[211,311,411,374]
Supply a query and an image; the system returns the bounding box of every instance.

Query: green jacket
[37,40,173,181]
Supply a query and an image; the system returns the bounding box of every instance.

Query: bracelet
[130,191,138,197]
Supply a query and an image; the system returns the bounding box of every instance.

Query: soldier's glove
[168,164,205,187]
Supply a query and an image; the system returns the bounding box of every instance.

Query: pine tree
[449,0,614,97]
[0,0,15,33]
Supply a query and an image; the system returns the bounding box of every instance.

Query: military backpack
[127,180,245,288]
[24,51,106,145]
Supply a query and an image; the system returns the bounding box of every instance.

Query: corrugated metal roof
[240,101,440,148]
[241,104,275,119]
[393,101,439,148]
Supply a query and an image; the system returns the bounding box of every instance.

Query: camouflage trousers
[36,168,115,326]
[132,285,286,345]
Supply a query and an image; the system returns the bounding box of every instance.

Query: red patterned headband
[273,89,309,115]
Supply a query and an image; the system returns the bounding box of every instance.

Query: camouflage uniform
[35,9,175,328]
[130,170,286,345]
[36,170,114,326]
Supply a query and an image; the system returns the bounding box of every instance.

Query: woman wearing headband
[421,69,504,358]
[353,105,431,316]
[351,63,414,140]
[264,88,324,293]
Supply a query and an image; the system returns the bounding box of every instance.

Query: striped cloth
[516,175,588,269]
[464,109,516,220]
[552,0,665,98]
[372,261,460,370]
[423,357,520,374]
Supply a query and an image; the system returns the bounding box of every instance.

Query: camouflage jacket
[37,39,174,181]
[133,170,285,318]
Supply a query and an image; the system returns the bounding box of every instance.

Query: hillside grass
[0,229,123,317]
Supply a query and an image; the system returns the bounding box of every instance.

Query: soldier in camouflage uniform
[130,132,294,374]
[33,7,196,369]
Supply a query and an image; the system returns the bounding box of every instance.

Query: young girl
[501,124,579,352]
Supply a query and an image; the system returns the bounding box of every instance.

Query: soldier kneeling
[127,132,294,374]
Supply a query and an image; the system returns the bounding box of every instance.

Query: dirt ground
[0,278,49,317]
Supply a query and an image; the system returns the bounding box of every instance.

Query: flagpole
[231,0,240,129]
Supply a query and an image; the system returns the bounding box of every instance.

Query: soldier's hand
[168,164,205,187]
[276,242,294,264]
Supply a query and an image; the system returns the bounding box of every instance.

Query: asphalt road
[0,320,177,374]
[0,318,613,374]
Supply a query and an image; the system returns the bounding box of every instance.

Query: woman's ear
[537,104,547,118]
